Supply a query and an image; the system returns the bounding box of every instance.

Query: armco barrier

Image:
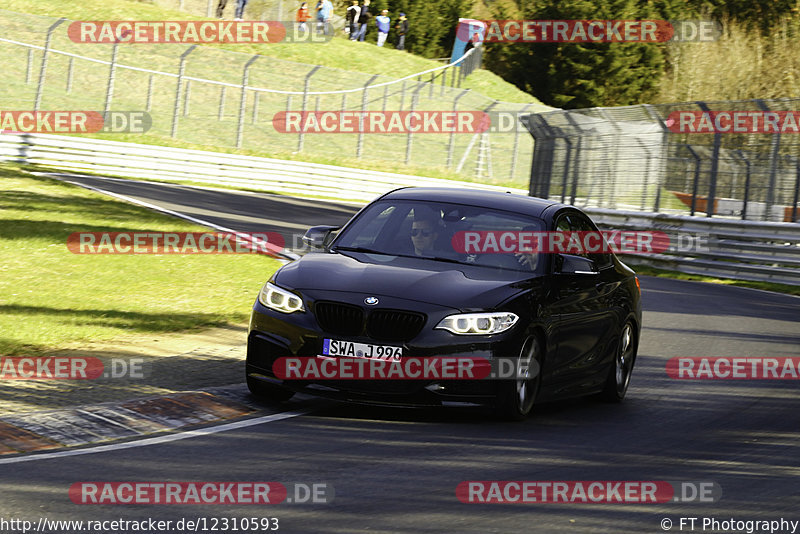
[0,133,526,201]
[587,209,800,285]
[2,133,797,285]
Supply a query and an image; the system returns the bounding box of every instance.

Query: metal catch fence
[524,99,800,222]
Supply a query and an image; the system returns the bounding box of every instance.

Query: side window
[568,213,612,268]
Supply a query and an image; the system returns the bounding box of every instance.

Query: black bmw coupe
[246,187,641,420]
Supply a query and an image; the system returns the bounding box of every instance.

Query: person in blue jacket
[375,9,390,47]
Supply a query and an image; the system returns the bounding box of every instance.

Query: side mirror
[302,225,340,251]
[555,253,598,275]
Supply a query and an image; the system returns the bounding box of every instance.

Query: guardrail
[2,132,797,285]
[0,132,526,201]
[587,209,800,285]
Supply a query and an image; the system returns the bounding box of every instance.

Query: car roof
[380,187,568,218]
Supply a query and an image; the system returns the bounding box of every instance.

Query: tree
[482,0,671,108]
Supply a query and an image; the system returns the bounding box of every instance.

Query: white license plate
[322,339,402,361]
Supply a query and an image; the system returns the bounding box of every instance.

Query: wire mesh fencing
[524,99,800,222]
[1,9,539,188]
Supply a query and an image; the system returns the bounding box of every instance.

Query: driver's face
[411,221,437,254]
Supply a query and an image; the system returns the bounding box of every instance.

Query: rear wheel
[247,376,295,402]
[601,321,636,402]
[494,336,542,421]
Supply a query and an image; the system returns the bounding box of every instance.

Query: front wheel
[494,336,542,421]
[601,321,636,402]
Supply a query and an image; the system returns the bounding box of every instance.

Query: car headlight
[435,312,518,335]
[258,282,305,313]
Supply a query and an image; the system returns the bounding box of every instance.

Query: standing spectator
[354,0,370,42]
[395,12,408,50]
[316,0,333,34]
[346,0,360,39]
[234,0,248,20]
[375,9,390,47]
[296,2,310,32]
[215,0,228,19]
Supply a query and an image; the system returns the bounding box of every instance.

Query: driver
[410,207,442,256]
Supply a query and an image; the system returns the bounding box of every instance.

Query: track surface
[5,174,798,534]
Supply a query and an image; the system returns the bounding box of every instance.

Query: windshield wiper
[387,252,473,266]
[332,245,385,255]
[334,247,473,267]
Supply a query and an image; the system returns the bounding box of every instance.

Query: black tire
[494,336,542,421]
[600,321,636,402]
[247,376,295,402]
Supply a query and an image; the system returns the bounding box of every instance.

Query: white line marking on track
[0,409,310,465]
[38,173,299,261]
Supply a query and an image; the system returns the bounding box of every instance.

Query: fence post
[686,145,701,216]
[207,0,214,17]
[733,150,751,220]
[792,159,800,223]
[696,102,721,217]
[236,55,260,148]
[447,89,470,168]
[34,18,66,112]
[171,45,197,138]
[636,139,652,211]
[757,99,782,221]
[103,41,120,115]
[66,57,74,93]
[475,101,498,179]
[509,104,532,182]
[357,74,379,158]
[382,85,388,112]
[399,80,407,111]
[642,104,671,212]
[26,49,34,85]
[441,68,447,97]
[218,86,226,120]
[404,83,424,165]
[142,76,153,113]
[560,138,573,203]
[183,80,191,116]
[297,65,320,153]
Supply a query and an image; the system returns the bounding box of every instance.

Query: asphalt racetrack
[6,173,797,534]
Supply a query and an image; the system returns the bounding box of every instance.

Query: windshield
[331,199,546,272]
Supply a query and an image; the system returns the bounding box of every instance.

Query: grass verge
[633,265,800,296]
[0,164,282,356]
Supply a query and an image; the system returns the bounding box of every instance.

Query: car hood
[274,252,537,310]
